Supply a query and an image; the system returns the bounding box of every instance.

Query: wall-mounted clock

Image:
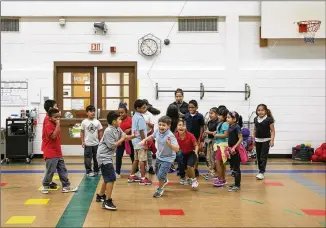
[138,34,161,57]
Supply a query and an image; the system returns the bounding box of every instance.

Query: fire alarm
[110,46,116,53]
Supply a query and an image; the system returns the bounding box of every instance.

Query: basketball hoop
[297,20,321,43]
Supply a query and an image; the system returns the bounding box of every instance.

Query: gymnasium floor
[1,157,325,227]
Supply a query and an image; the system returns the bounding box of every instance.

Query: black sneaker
[148,167,155,175]
[96,194,106,202]
[195,169,199,177]
[49,182,58,189]
[102,199,117,210]
[231,171,235,177]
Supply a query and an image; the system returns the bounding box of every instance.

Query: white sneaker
[191,178,199,188]
[41,186,49,194]
[115,173,121,179]
[62,185,78,193]
[87,172,95,177]
[256,173,264,180]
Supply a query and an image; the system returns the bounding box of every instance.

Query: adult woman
[169,88,188,117]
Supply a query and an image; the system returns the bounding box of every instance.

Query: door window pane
[63,98,90,110]
[102,72,120,84]
[103,99,120,110]
[123,73,129,84]
[102,86,129,97]
[63,72,71,84]
[63,85,90,98]
[72,73,90,85]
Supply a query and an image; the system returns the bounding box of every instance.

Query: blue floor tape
[287,173,325,197]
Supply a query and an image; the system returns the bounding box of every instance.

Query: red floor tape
[301,209,326,216]
[1,182,8,187]
[159,209,184,216]
[263,182,284,186]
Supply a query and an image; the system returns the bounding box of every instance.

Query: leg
[84,146,93,174]
[147,150,153,167]
[138,149,148,178]
[129,142,139,173]
[177,151,185,179]
[92,146,99,173]
[115,144,125,175]
[186,152,198,188]
[56,158,71,188]
[207,142,216,177]
[255,142,262,172]
[100,163,117,210]
[259,141,270,174]
[42,158,59,187]
[153,160,171,198]
[231,153,241,188]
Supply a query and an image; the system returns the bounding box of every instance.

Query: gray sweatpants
[42,157,70,187]
[147,151,153,167]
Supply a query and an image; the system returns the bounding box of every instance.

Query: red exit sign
[89,43,103,52]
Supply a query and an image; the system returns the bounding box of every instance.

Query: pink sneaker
[213,179,227,187]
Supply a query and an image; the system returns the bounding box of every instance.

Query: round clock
[140,38,158,56]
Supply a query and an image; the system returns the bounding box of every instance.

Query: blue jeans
[155,159,172,182]
[176,151,184,176]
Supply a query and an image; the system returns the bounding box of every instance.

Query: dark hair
[218,105,226,111]
[177,118,186,125]
[86,105,95,112]
[143,99,161,116]
[174,88,184,96]
[48,108,59,117]
[228,111,243,128]
[107,111,120,125]
[118,102,128,112]
[166,104,179,133]
[217,107,229,130]
[44,99,57,112]
[210,107,218,114]
[158,116,172,125]
[256,104,274,120]
[189,100,198,108]
[134,99,146,110]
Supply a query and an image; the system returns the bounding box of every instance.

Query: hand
[138,140,145,146]
[167,137,171,145]
[55,119,60,125]
[270,141,274,147]
[230,147,236,155]
[82,142,85,148]
[133,130,138,138]
[204,130,210,135]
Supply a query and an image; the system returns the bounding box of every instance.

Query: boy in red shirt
[41,108,78,194]
[175,119,199,188]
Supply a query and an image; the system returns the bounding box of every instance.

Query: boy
[139,116,179,198]
[42,99,59,189]
[41,109,78,194]
[128,99,152,185]
[175,119,199,188]
[185,100,205,177]
[81,105,103,177]
[95,111,136,210]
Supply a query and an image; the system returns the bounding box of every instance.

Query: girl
[116,103,137,178]
[212,107,229,187]
[143,99,160,175]
[203,107,219,180]
[226,111,243,192]
[166,104,180,172]
[253,104,275,180]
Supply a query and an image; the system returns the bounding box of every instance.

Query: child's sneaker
[87,172,95,177]
[169,164,176,173]
[62,185,78,193]
[135,171,141,177]
[180,178,187,185]
[228,183,235,188]
[191,178,199,188]
[96,194,106,202]
[128,175,141,183]
[139,177,152,185]
[202,173,209,180]
[213,179,226,187]
[41,186,49,194]
[256,173,264,180]
[195,169,199,177]
[153,188,164,198]
[162,179,169,188]
[102,199,117,210]
[228,186,240,192]
[49,182,58,189]
[187,178,192,185]
[148,167,155,175]
[115,173,121,179]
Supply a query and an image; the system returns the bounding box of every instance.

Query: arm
[231,133,243,154]
[50,121,60,140]
[80,130,85,147]
[215,131,228,139]
[167,136,180,152]
[124,128,132,135]
[98,129,104,141]
[138,134,154,146]
[270,123,275,147]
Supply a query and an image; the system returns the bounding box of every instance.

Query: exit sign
[89,43,103,52]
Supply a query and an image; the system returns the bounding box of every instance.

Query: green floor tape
[56,176,100,228]
[284,209,304,216]
[0,186,21,190]
[241,198,264,204]
[320,222,326,227]
[195,189,216,195]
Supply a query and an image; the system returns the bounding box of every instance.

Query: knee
[157,172,166,182]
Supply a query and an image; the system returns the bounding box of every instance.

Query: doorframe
[53,61,138,108]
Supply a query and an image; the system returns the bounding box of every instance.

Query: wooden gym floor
[1,157,325,227]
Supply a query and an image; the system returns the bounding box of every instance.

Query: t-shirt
[254,116,274,139]
[81,118,103,146]
[228,124,242,147]
[175,131,197,154]
[42,120,62,159]
[170,101,189,115]
[120,116,132,134]
[215,122,229,144]
[185,112,205,140]
[97,125,124,166]
[143,111,154,133]
[207,119,219,139]
[41,114,50,152]
[153,129,178,163]
[131,112,147,150]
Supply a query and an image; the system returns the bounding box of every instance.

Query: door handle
[97,109,101,119]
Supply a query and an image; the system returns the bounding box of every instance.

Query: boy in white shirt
[81,105,103,177]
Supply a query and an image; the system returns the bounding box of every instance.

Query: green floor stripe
[56,176,100,228]
[284,209,304,216]
[195,189,216,195]
[241,198,264,204]
[320,221,326,227]
[0,186,21,190]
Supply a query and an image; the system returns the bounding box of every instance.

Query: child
[41,100,60,189]
[175,119,199,188]
[41,109,78,194]
[226,111,243,192]
[81,105,103,177]
[143,99,160,175]
[115,103,137,178]
[95,111,136,210]
[253,104,275,180]
[185,100,205,177]
[202,107,219,180]
[166,104,180,172]
[139,116,179,198]
[128,99,151,185]
[213,107,229,187]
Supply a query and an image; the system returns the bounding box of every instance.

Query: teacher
[169,88,188,117]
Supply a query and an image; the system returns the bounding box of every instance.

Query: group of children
[40,97,275,211]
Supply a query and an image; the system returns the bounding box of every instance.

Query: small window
[1,18,20,32]
[178,17,218,32]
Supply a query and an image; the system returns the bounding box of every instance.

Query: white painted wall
[1,1,325,156]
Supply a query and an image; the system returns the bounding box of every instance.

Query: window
[1,18,19,32]
[178,17,218,32]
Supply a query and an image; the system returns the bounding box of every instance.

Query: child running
[175,119,199,188]
[226,111,243,192]
[139,116,179,198]
[253,104,275,180]
[96,111,137,210]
